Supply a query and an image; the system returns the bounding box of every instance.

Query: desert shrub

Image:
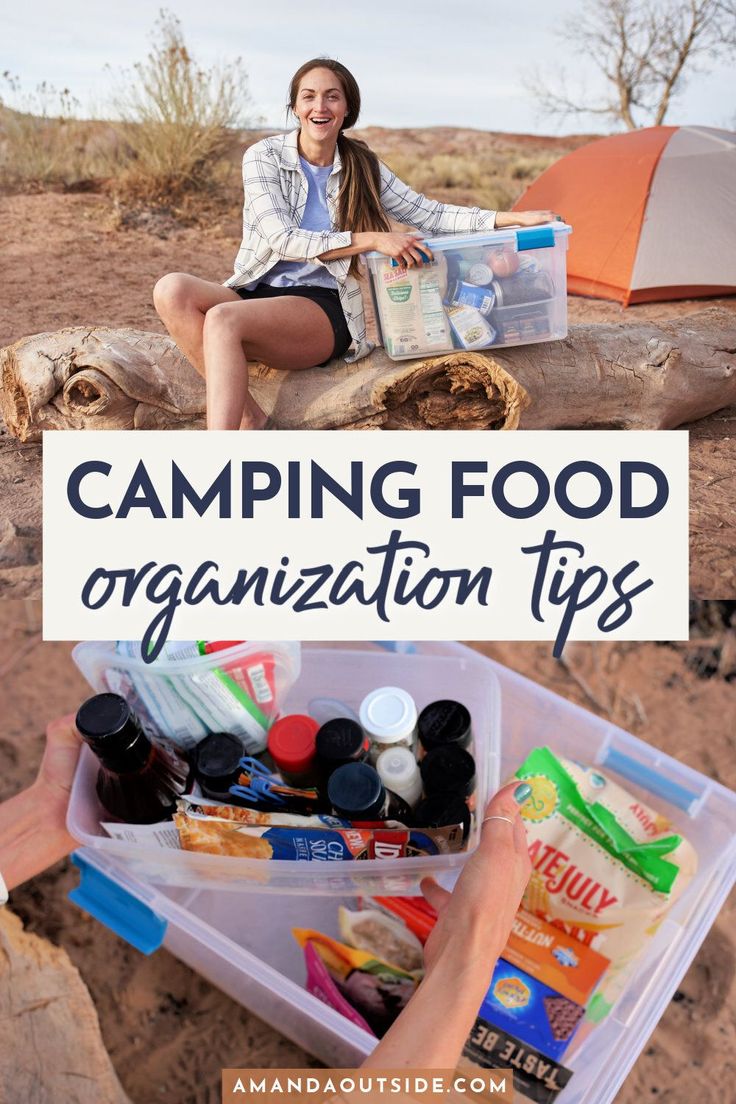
[382,150,529,212]
[509,153,557,181]
[110,10,257,205]
[0,75,100,187]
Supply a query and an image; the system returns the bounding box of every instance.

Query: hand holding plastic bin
[0,715,82,894]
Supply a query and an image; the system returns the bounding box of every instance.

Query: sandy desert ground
[0,181,734,599]
[1,601,734,1104]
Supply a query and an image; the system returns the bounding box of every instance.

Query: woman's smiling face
[293,67,348,145]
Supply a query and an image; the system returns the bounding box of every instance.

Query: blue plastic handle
[239,755,275,780]
[389,247,432,267]
[601,747,701,814]
[229,779,287,805]
[69,852,167,954]
[515,226,555,250]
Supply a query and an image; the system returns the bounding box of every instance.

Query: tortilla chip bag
[514,747,697,1017]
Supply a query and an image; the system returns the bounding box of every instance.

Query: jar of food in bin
[376,746,423,808]
[267,714,320,788]
[194,732,246,799]
[327,762,414,826]
[359,686,418,764]
[414,793,472,842]
[315,718,371,783]
[420,745,476,800]
[417,699,472,755]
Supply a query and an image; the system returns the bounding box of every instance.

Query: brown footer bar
[222,1068,513,1104]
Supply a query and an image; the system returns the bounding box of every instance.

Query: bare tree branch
[532,0,736,130]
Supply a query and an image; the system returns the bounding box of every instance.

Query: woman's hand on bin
[496,209,562,228]
[420,780,532,980]
[35,714,83,834]
[371,231,434,267]
[0,715,82,892]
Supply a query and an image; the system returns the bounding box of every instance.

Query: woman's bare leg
[202,297,336,430]
[153,273,241,376]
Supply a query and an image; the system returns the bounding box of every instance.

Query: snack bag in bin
[515,747,697,1017]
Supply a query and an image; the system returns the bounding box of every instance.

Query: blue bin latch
[515,226,556,251]
[69,852,167,954]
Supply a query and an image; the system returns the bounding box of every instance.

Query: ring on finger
[482,815,514,827]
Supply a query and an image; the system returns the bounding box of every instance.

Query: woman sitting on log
[153,57,556,430]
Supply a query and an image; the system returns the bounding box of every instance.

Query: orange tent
[514,126,736,305]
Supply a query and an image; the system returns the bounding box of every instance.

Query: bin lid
[364,221,571,259]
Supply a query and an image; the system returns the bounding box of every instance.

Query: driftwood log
[1,307,734,439]
[0,908,132,1104]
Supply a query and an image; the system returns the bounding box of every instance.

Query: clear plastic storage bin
[69,646,736,1103]
[68,643,501,894]
[68,645,736,1104]
[366,223,571,361]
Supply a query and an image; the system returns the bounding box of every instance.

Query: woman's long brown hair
[288,58,391,276]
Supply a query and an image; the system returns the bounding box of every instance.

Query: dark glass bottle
[75,693,191,824]
[327,762,414,826]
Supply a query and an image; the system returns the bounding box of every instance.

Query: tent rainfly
[514,126,736,306]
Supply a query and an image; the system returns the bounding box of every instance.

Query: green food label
[386,285,412,303]
[516,746,682,895]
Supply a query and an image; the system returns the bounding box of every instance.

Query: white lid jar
[359,686,418,763]
[376,746,423,808]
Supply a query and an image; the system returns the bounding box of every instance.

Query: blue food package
[478,959,586,1060]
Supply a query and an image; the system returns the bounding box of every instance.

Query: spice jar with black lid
[418,700,472,754]
[327,761,413,826]
[420,745,476,800]
[414,794,472,841]
[193,732,246,800]
[315,718,370,781]
[75,693,190,824]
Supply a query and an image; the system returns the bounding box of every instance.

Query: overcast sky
[4,1,734,133]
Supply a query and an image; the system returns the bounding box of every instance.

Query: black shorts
[233,284,353,365]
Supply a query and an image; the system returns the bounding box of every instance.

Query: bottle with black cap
[420,745,476,800]
[75,693,190,823]
[315,718,370,786]
[414,794,472,842]
[193,732,246,800]
[327,762,414,826]
[417,700,472,754]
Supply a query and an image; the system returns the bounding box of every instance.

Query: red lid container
[268,714,319,775]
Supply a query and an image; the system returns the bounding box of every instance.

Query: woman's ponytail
[336,132,391,276]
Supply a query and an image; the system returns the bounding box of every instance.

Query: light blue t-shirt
[261,157,338,290]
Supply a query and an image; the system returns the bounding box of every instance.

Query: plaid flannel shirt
[224,129,497,362]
